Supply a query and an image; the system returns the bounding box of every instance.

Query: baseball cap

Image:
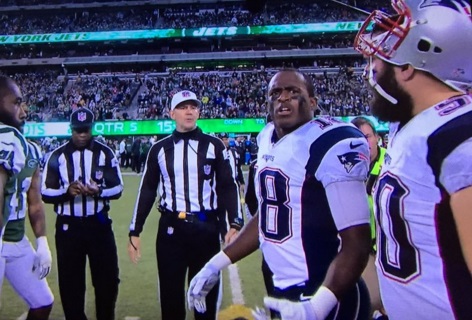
[217,132,228,139]
[70,108,94,129]
[171,90,201,111]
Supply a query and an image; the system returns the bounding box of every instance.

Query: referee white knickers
[0,236,54,308]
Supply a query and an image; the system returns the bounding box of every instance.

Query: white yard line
[16,312,27,320]
[228,264,245,305]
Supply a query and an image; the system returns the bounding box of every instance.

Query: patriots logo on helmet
[337,152,368,173]
[419,0,471,15]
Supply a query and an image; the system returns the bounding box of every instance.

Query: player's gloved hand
[251,306,271,320]
[187,251,232,313]
[264,286,338,320]
[33,236,52,279]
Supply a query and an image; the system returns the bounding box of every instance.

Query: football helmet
[355,0,472,92]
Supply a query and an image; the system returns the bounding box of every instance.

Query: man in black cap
[217,132,245,239]
[41,107,123,320]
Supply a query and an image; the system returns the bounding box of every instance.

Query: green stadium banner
[0,21,366,45]
[23,118,267,137]
[23,116,387,138]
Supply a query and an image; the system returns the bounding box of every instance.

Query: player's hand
[264,297,318,320]
[68,180,85,197]
[187,266,220,313]
[224,228,239,245]
[128,236,141,264]
[251,306,271,320]
[33,236,52,279]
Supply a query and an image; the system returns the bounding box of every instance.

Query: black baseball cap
[217,132,228,139]
[70,108,94,129]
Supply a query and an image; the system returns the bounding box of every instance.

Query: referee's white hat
[171,90,201,110]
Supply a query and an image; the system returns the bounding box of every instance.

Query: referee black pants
[55,215,120,320]
[156,214,221,320]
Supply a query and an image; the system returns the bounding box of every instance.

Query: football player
[0,76,53,319]
[187,69,372,320]
[355,0,472,318]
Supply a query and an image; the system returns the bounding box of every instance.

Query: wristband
[205,251,232,273]
[309,286,338,319]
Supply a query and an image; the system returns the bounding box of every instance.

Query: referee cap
[171,90,201,110]
[217,132,228,139]
[70,108,94,129]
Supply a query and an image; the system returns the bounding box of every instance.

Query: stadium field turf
[0,174,266,320]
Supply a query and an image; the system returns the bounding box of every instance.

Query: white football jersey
[255,118,369,289]
[374,94,472,319]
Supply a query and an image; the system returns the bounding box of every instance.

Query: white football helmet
[355,0,472,92]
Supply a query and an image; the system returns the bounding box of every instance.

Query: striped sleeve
[99,144,124,199]
[0,125,28,176]
[41,147,70,204]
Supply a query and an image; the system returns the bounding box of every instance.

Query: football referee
[41,107,123,320]
[128,90,243,320]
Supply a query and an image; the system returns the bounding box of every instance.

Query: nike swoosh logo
[299,293,312,301]
[350,141,363,149]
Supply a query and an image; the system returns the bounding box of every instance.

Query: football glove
[187,251,231,313]
[264,286,338,320]
[33,236,52,280]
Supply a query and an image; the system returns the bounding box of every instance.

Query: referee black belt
[159,207,217,223]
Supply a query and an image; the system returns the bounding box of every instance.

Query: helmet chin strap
[368,58,398,105]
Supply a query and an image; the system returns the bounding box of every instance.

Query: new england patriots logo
[337,152,368,173]
[419,0,471,15]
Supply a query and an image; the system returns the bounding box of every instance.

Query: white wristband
[36,236,49,249]
[206,251,232,273]
[309,286,338,319]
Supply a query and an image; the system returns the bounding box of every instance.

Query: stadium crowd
[0,0,391,34]
[7,67,370,122]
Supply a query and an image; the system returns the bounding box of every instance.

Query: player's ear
[309,96,318,111]
[170,110,176,120]
[397,64,415,82]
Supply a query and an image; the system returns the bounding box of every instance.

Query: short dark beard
[370,63,414,125]
[0,109,24,132]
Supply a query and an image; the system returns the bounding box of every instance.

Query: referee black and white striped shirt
[129,127,243,236]
[41,140,123,217]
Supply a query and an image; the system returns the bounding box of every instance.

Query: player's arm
[321,180,371,297]
[28,168,47,237]
[187,211,260,312]
[451,186,472,274]
[439,137,472,274]
[28,167,52,279]
[214,139,243,242]
[0,166,8,231]
[128,143,161,264]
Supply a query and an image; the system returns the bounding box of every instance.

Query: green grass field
[0,174,266,320]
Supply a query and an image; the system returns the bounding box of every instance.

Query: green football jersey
[3,141,41,242]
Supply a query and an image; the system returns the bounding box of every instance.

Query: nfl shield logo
[203,164,211,175]
[95,170,103,180]
[78,112,87,122]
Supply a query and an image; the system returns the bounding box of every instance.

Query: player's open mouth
[277,107,292,115]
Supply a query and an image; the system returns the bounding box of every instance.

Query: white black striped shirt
[129,127,242,236]
[41,140,123,217]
